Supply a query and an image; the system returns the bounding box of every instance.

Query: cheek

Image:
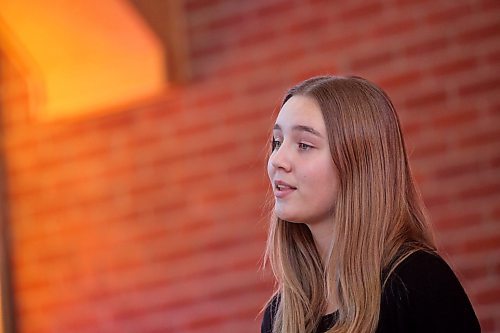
[300,161,332,184]
[322,170,339,203]
[303,161,338,197]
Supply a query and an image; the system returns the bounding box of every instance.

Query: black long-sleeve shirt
[261,251,480,333]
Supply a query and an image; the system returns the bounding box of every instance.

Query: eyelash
[271,138,281,151]
[298,142,313,150]
[271,138,313,151]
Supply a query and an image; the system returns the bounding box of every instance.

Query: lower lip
[274,188,296,198]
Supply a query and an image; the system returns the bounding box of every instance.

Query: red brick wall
[1,0,499,332]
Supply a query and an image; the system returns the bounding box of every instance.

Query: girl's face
[267,95,340,226]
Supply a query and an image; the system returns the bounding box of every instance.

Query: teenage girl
[262,76,480,333]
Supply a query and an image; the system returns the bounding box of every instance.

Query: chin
[274,210,304,224]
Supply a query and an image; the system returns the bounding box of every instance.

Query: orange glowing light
[0,0,166,120]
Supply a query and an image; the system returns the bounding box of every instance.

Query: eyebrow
[273,124,323,138]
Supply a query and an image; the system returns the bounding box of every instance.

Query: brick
[205,12,248,31]
[404,89,448,109]
[404,36,450,57]
[378,70,424,90]
[422,193,451,208]
[446,231,500,256]
[458,76,500,97]
[434,211,483,231]
[190,39,229,60]
[431,109,480,129]
[350,50,395,71]
[486,48,500,65]
[193,90,234,108]
[492,207,500,224]
[424,3,473,25]
[401,121,424,136]
[256,0,293,19]
[413,140,450,158]
[433,159,486,180]
[457,181,500,201]
[478,317,495,332]
[458,129,500,149]
[237,29,278,48]
[431,57,479,77]
[317,30,362,54]
[391,0,433,5]
[258,46,307,69]
[460,264,489,280]
[184,0,224,12]
[459,20,500,44]
[371,18,417,38]
[214,58,258,78]
[336,1,384,21]
[478,0,500,12]
[286,14,329,35]
[476,285,500,305]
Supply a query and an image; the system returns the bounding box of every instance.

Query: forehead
[275,95,325,132]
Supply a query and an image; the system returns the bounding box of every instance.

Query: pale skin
[267,95,340,314]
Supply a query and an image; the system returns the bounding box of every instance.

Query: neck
[306,218,334,265]
[306,217,338,314]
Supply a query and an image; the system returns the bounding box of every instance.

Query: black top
[261,251,480,333]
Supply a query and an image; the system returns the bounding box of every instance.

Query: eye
[298,142,313,151]
[271,138,282,151]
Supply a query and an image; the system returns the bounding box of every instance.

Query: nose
[269,144,292,172]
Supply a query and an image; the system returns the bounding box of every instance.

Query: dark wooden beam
[0,71,16,333]
[128,0,191,84]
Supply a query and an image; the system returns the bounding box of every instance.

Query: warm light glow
[0,0,166,120]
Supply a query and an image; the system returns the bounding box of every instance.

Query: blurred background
[0,0,499,332]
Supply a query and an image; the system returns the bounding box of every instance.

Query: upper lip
[274,180,297,190]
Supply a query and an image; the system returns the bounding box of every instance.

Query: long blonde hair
[264,76,436,333]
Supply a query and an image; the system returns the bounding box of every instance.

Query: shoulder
[261,294,280,333]
[390,250,457,290]
[380,250,481,333]
[382,250,457,306]
[390,250,473,304]
[395,250,453,277]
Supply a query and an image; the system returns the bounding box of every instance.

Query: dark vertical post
[0,62,16,333]
[127,0,191,84]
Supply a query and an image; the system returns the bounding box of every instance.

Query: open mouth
[273,180,297,197]
[276,184,297,191]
